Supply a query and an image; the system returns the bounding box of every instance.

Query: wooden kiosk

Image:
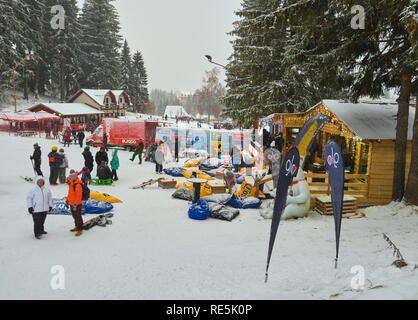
[258,99,415,206]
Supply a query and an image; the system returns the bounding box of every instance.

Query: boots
[75,230,83,237]
[70,227,77,232]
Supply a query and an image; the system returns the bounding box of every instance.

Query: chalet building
[67,89,131,117]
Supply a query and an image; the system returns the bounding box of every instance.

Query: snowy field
[0,132,417,300]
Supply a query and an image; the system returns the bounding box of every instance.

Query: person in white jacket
[26,176,53,239]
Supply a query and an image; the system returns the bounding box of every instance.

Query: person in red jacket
[63,129,72,148]
[66,172,84,236]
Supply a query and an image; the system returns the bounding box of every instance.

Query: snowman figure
[281,168,311,219]
[260,168,311,220]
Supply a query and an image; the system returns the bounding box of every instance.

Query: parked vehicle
[86,118,158,150]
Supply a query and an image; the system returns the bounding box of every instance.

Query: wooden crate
[158,179,177,189]
[210,185,227,194]
[315,195,357,216]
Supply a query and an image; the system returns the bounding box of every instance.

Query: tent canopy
[0,110,60,123]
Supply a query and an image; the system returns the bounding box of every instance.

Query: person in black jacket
[95,147,109,176]
[48,146,62,185]
[77,131,85,148]
[82,146,94,172]
[30,143,43,176]
[174,137,179,162]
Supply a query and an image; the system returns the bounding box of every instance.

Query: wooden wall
[367,140,412,205]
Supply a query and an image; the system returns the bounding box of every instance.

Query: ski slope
[0,132,417,300]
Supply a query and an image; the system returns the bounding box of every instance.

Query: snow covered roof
[164,105,190,118]
[321,100,416,140]
[81,89,114,105]
[29,103,104,116]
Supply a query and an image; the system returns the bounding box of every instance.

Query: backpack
[82,182,91,201]
[73,182,90,201]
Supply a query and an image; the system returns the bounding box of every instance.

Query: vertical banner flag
[265,147,300,283]
[293,114,331,168]
[324,140,344,268]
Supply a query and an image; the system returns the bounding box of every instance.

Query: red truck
[86,118,158,150]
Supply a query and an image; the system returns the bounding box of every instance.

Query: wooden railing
[305,172,369,198]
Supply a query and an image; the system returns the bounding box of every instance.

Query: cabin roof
[30,103,104,116]
[320,100,415,140]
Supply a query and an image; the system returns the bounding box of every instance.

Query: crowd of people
[26,131,174,240]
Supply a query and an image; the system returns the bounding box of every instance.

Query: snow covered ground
[0,132,417,300]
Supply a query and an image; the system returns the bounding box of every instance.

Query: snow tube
[201,194,232,205]
[201,158,222,170]
[84,199,114,214]
[226,195,261,209]
[163,167,186,177]
[188,200,209,220]
[172,188,193,201]
[90,191,123,203]
[208,202,240,222]
[183,159,201,168]
[49,199,114,215]
[176,181,213,197]
[235,174,245,184]
[182,169,215,180]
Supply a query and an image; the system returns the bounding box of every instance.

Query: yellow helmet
[52,146,58,151]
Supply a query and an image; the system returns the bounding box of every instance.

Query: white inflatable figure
[281,168,311,220]
[259,168,311,220]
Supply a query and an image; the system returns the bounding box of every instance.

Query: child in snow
[110,149,119,181]
[26,176,53,240]
[80,167,92,185]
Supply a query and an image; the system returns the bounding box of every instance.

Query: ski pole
[30,158,37,178]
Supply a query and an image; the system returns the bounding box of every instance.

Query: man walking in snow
[130,139,144,164]
[77,130,85,148]
[26,176,52,239]
[66,172,84,237]
[30,143,43,176]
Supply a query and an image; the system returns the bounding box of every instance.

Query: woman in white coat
[26,176,53,239]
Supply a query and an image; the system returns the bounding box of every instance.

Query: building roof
[30,103,104,116]
[320,100,416,140]
[80,89,114,106]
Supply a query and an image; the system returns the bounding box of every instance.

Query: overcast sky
[77,0,242,93]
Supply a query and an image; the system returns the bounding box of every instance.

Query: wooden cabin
[259,99,415,206]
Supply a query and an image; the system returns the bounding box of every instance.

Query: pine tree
[0,1,27,95]
[48,0,83,101]
[273,0,417,201]
[223,0,342,128]
[79,0,122,89]
[131,51,149,112]
[120,39,132,93]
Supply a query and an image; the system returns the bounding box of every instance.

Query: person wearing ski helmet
[48,146,61,185]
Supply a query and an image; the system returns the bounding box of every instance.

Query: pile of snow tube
[49,199,114,215]
[163,167,186,177]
